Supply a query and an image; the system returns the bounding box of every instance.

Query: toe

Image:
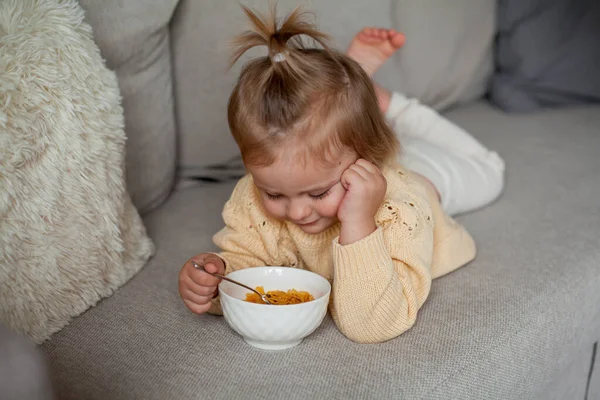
[357,27,385,44]
[390,31,406,48]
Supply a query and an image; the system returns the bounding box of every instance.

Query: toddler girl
[178,6,504,344]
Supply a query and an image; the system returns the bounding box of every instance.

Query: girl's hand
[337,159,386,245]
[178,253,225,314]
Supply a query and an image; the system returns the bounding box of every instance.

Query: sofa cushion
[389,0,496,111]
[535,343,595,400]
[490,0,600,113]
[79,0,179,213]
[0,0,154,344]
[41,102,600,399]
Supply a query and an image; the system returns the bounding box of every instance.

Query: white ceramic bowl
[218,266,331,350]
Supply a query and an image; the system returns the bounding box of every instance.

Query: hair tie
[272,53,285,63]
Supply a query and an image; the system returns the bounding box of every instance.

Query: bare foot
[347,28,405,77]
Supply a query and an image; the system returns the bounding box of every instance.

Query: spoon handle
[191,261,257,295]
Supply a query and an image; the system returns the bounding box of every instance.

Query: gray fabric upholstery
[41,101,600,399]
[79,0,179,213]
[0,323,54,400]
[538,344,594,400]
[590,344,600,400]
[391,0,495,110]
[490,0,600,113]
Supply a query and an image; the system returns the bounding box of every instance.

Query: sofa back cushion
[390,0,496,111]
[490,0,600,112]
[79,0,179,213]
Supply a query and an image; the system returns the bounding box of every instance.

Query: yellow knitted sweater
[208,162,476,343]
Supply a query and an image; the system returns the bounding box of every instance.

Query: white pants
[387,92,505,216]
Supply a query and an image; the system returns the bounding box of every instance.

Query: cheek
[265,204,286,219]
[261,198,286,219]
[315,190,344,217]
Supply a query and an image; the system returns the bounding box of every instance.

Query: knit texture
[210,163,476,343]
[0,0,155,343]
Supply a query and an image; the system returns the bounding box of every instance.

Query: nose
[287,199,311,222]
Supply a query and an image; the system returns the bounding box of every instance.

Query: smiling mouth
[297,220,318,226]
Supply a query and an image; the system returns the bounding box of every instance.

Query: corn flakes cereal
[245,286,314,305]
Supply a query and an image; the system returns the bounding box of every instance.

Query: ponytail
[230,5,331,78]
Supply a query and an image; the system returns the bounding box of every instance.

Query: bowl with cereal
[218,266,331,350]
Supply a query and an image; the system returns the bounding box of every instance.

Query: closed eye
[266,193,282,200]
[310,189,331,200]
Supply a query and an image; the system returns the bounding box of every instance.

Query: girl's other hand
[337,159,386,245]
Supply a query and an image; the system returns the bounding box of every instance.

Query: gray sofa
[10,1,600,399]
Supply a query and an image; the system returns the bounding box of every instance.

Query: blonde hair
[228,5,400,167]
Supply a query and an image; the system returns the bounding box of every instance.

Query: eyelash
[310,189,331,200]
[265,189,331,201]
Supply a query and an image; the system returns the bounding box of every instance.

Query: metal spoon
[191,260,272,305]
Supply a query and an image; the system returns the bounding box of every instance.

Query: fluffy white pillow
[0,0,155,343]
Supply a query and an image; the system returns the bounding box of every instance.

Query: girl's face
[248,147,358,234]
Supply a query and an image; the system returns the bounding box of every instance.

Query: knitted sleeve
[329,197,434,343]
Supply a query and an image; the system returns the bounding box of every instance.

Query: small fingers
[182,275,218,297]
[202,261,223,274]
[341,168,364,190]
[183,299,212,315]
[182,288,216,304]
[187,263,221,287]
[348,164,370,180]
[354,159,381,175]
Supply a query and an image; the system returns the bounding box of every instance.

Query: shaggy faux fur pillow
[0,0,155,343]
